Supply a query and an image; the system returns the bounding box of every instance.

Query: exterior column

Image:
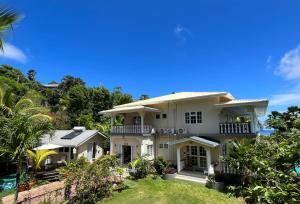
[206,148,211,171]
[177,147,181,172]
[139,111,145,134]
[110,114,115,133]
[110,136,113,155]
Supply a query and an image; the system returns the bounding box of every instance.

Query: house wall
[77,135,105,160]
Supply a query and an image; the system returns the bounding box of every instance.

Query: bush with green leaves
[222,107,300,204]
[129,154,155,179]
[58,155,119,204]
[153,156,168,175]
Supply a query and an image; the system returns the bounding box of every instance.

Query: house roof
[41,130,106,147]
[215,99,268,116]
[100,105,161,114]
[115,92,233,108]
[173,136,220,147]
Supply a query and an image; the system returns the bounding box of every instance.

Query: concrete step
[175,174,207,184]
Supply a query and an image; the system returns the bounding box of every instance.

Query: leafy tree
[139,94,150,100]
[112,87,133,106]
[89,86,112,122]
[0,114,53,203]
[27,69,36,81]
[223,106,300,204]
[59,75,85,93]
[0,8,20,50]
[0,65,28,83]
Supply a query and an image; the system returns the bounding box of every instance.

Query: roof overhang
[173,136,220,147]
[34,144,62,150]
[99,105,161,114]
[215,99,269,116]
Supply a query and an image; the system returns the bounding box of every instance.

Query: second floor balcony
[111,125,153,135]
[219,122,251,134]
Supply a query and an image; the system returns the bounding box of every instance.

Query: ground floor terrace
[110,135,223,175]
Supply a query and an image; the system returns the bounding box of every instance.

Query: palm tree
[27,149,58,174]
[0,8,20,51]
[0,114,53,203]
[0,85,48,117]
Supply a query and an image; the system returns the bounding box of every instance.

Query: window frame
[184,111,203,124]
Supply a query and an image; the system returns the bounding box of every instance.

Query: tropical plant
[0,8,20,50]
[27,69,36,81]
[129,153,155,179]
[222,106,300,204]
[0,85,48,117]
[0,114,53,203]
[153,156,168,175]
[27,149,58,173]
[58,155,119,203]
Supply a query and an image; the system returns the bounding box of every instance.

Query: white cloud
[0,43,27,63]
[269,92,300,106]
[174,24,190,43]
[275,44,300,80]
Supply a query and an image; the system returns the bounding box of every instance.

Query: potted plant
[18,173,29,192]
[162,167,177,180]
[206,172,224,191]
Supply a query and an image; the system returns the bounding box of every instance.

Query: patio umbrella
[33,144,62,150]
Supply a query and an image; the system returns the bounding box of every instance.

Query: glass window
[159,143,164,148]
[147,145,153,156]
[199,157,207,168]
[199,146,206,156]
[162,114,167,119]
[191,146,197,156]
[185,112,190,124]
[156,114,160,119]
[191,112,196,124]
[197,112,202,123]
[164,143,169,149]
[133,116,141,125]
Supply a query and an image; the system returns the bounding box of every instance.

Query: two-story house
[100,92,268,174]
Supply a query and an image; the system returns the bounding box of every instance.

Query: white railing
[219,122,251,134]
[111,125,152,135]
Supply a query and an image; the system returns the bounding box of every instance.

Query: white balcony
[111,125,153,135]
[219,122,251,134]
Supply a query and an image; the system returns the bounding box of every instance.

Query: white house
[38,126,107,168]
[100,92,268,174]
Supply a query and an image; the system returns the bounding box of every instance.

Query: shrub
[129,154,155,179]
[153,156,168,175]
[58,155,119,204]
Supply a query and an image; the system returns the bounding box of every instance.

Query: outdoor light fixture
[151,128,156,134]
[72,148,77,154]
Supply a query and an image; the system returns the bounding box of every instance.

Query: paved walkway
[175,171,208,184]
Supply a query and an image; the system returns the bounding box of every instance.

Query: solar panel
[61,131,82,139]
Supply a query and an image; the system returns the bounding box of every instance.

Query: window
[164,143,169,149]
[191,146,197,156]
[191,112,196,124]
[185,111,202,124]
[147,145,153,156]
[199,146,207,168]
[133,116,141,125]
[185,112,190,124]
[197,112,202,123]
[156,114,160,119]
[162,114,167,119]
[159,143,164,148]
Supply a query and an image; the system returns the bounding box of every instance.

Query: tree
[112,87,133,106]
[0,114,53,203]
[0,8,20,50]
[27,69,36,81]
[59,75,85,93]
[27,149,57,175]
[139,94,149,100]
[0,65,28,83]
[89,86,112,122]
[223,106,300,203]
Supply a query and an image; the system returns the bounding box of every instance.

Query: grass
[0,188,15,199]
[102,176,244,204]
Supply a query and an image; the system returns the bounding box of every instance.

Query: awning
[173,136,220,147]
[99,105,161,114]
[34,144,62,150]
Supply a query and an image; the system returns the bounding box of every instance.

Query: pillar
[206,148,211,171]
[177,147,181,172]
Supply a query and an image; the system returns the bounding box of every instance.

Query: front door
[122,145,131,164]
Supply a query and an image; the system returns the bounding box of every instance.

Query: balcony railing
[111,125,152,135]
[219,122,251,134]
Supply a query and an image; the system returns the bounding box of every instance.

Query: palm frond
[27,149,58,170]
[14,98,34,112]
[0,8,20,50]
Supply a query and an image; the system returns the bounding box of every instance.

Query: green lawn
[102,176,244,204]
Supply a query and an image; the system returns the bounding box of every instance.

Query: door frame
[121,145,132,164]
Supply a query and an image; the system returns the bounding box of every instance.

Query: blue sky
[0,0,300,118]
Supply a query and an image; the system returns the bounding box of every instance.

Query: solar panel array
[61,130,82,139]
